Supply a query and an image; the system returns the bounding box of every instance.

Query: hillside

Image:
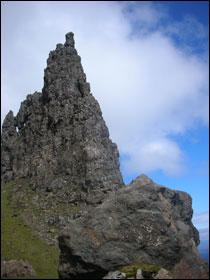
[1,180,59,279]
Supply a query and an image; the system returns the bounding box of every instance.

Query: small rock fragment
[136,268,144,279]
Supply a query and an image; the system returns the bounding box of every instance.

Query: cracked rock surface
[1,33,124,226]
[58,175,209,279]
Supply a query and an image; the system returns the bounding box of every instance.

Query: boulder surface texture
[58,175,209,279]
[1,259,36,277]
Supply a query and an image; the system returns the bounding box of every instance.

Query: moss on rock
[119,263,172,279]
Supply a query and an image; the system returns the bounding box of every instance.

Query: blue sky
[1,1,209,241]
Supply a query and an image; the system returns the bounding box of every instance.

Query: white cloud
[193,212,209,241]
[166,15,207,42]
[121,1,168,34]
[121,138,185,176]
[198,228,209,241]
[193,212,209,230]
[1,1,209,176]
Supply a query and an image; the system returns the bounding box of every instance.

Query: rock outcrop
[1,32,124,232]
[1,32,123,198]
[102,263,174,279]
[58,175,209,279]
[2,32,208,279]
[1,259,36,278]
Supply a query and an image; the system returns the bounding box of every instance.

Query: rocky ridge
[1,33,209,279]
[1,32,124,234]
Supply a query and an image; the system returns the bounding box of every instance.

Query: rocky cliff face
[1,33,208,279]
[1,32,124,210]
[58,175,208,279]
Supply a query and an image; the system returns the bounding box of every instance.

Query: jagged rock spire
[1,33,124,210]
[64,32,75,47]
[43,32,88,103]
[1,111,17,184]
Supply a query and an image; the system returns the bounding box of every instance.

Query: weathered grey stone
[1,32,124,232]
[102,263,174,279]
[1,111,17,184]
[136,268,144,279]
[58,175,209,279]
[103,271,126,279]
[1,33,123,196]
[1,259,36,277]
[153,268,173,279]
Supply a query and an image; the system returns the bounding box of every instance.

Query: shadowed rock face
[58,175,209,279]
[1,32,124,206]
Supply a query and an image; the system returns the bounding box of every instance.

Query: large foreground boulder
[58,175,209,279]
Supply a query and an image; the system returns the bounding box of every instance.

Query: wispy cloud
[193,212,209,228]
[165,15,208,42]
[122,1,168,34]
[199,228,209,241]
[193,212,209,241]
[1,1,209,177]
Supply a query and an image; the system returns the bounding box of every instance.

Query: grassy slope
[1,181,59,279]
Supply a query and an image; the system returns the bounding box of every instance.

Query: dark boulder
[58,175,209,279]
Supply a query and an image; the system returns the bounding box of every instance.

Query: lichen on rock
[102,263,174,279]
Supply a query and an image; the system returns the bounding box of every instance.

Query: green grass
[1,181,59,279]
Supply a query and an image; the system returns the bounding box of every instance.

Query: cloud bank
[2,1,209,177]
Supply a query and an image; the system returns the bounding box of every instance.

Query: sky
[1,1,209,243]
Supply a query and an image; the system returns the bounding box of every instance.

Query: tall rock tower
[2,33,209,279]
[1,32,124,230]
